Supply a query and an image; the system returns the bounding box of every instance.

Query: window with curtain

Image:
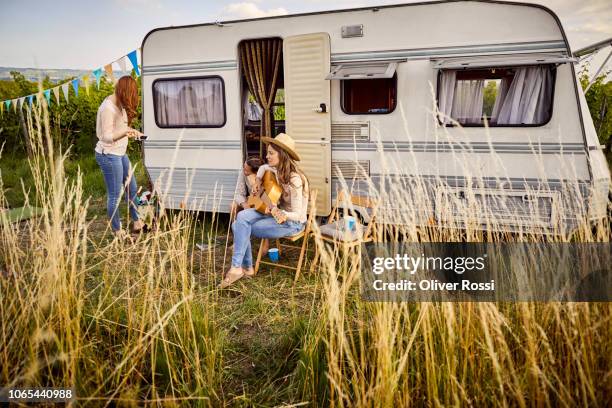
[341,74,397,114]
[437,65,556,126]
[153,76,226,128]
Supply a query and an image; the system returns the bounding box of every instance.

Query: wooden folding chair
[254,190,318,282]
[310,190,379,270]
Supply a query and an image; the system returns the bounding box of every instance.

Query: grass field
[1,105,610,407]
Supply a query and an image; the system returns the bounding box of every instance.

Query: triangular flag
[19,97,25,110]
[0,101,4,116]
[53,87,60,105]
[93,68,103,89]
[82,75,90,96]
[72,78,79,97]
[117,57,127,75]
[5,100,11,110]
[62,83,70,103]
[127,50,140,76]
[104,64,116,84]
[43,89,51,105]
[27,95,33,109]
[13,99,17,113]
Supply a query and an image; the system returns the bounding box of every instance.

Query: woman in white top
[94,76,145,236]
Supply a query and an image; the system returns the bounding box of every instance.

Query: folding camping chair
[254,190,318,282]
[310,190,379,271]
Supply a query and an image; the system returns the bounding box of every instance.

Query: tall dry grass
[1,95,224,406]
[299,96,611,407]
[0,91,610,407]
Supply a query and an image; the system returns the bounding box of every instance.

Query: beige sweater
[256,164,309,223]
[95,96,129,155]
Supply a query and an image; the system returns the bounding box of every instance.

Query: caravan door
[283,33,331,216]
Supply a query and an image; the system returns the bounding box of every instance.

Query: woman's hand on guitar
[271,207,286,223]
[252,179,262,195]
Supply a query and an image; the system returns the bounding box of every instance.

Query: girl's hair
[245,156,263,173]
[268,144,309,193]
[115,76,139,126]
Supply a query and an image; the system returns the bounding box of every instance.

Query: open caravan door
[283,33,332,216]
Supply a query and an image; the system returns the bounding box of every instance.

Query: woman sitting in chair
[220,133,309,288]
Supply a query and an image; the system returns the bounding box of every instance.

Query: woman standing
[220,133,309,288]
[95,76,145,237]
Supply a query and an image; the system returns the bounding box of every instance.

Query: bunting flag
[93,68,103,89]
[43,89,52,105]
[1,46,142,110]
[52,87,60,105]
[127,50,140,76]
[82,75,90,96]
[0,101,4,116]
[117,57,127,75]
[61,83,70,103]
[71,78,79,97]
[104,63,115,84]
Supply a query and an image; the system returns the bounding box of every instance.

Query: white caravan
[140,0,610,232]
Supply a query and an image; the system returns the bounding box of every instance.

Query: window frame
[435,64,558,128]
[152,75,227,129]
[340,73,398,116]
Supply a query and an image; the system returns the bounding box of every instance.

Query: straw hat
[261,133,300,161]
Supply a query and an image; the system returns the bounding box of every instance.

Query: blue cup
[344,216,356,231]
[268,248,280,262]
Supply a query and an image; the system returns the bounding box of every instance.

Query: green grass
[1,150,148,209]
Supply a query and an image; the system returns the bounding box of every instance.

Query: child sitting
[232,156,264,216]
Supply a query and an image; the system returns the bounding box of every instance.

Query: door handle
[314,103,327,113]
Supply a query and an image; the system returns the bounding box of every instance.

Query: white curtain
[154,78,224,127]
[490,77,510,123]
[451,79,485,124]
[496,66,553,125]
[438,70,456,124]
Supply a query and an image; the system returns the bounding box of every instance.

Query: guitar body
[246,170,286,223]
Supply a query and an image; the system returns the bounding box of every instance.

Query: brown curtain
[239,38,282,155]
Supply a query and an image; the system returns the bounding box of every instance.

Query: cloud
[220,2,288,20]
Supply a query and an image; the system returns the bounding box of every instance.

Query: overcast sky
[0,0,610,70]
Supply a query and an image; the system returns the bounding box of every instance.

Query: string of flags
[0,49,141,116]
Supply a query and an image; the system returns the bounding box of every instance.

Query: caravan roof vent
[326,61,397,80]
[342,24,363,38]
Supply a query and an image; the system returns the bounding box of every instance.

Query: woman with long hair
[94,75,145,237]
[220,133,310,288]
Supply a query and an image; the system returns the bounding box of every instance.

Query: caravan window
[341,74,397,115]
[437,65,556,126]
[153,76,226,128]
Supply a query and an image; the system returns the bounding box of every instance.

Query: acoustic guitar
[246,170,287,224]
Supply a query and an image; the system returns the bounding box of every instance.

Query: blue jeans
[95,152,139,231]
[231,208,305,268]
